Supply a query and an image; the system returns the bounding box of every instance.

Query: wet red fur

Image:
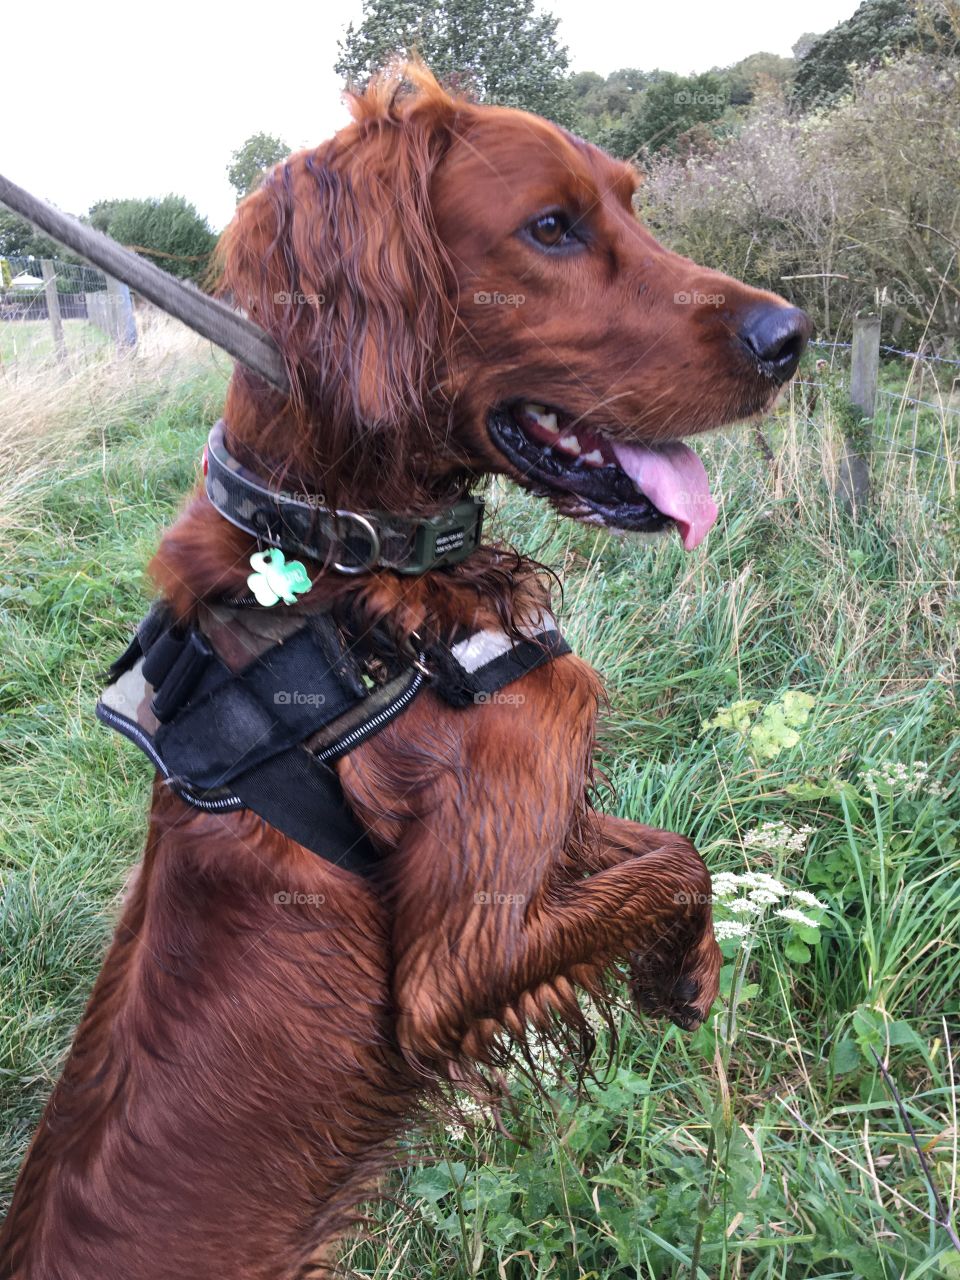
[1,63,807,1279]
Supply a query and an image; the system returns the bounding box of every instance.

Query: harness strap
[228,749,383,876]
[427,612,571,708]
[98,599,572,878]
[99,602,391,875]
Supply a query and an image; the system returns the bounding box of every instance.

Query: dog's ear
[218,70,459,505]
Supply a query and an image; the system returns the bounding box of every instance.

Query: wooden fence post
[40,258,66,362]
[837,315,880,515]
[105,275,137,352]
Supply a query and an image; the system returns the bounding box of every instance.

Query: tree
[793,0,926,107]
[792,31,821,61]
[570,67,660,141]
[227,133,291,201]
[601,71,730,159]
[335,0,574,125]
[723,52,795,105]
[88,199,124,233]
[637,53,960,345]
[0,210,61,260]
[92,196,217,281]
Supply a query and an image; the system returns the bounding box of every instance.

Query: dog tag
[247,549,312,606]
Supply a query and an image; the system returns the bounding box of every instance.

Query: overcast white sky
[5,0,857,232]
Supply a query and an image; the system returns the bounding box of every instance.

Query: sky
[4,0,857,233]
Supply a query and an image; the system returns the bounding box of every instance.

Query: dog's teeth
[556,434,581,456]
[523,403,559,434]
[581,449,604,467]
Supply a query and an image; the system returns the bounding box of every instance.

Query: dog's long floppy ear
[218,65,460,509]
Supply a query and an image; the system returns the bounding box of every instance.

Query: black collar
[203,421,484,575]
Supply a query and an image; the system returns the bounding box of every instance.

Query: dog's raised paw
[629,930,721,1031]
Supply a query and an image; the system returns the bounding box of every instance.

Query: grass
[0,317,111,367]
[0,309,229,476]
[0,338,957,1279]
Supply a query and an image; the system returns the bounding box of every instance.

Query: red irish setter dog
[1,64,809,1279]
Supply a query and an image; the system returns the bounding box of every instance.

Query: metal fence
[791,325,960,496]
[0,255,136,364]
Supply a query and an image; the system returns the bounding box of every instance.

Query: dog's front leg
[342,661,721,1074]
[573,810,702,872]
[582,812,723,1028]
[391,810,720,1071]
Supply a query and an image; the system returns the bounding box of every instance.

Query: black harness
[97,600,570,877]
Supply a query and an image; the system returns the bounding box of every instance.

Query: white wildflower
[741,872,788,897]
[445,1093,485,1141]
[776,907,820,929]
[711,873,743,898]
[744,821,813,856]
[583,999,607,1035]
[859,760,938,798]
[714,919,752,941]
[790,889,827,910]
[727,897,763,915]
[748,888,781,906]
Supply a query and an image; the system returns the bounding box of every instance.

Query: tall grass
[0,309,228,482]
[0,345,957,1278]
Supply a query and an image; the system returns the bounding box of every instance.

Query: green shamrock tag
[247,549,312,607]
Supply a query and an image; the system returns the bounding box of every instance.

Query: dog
[0,62,810,1279]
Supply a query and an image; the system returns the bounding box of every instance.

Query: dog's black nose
[739,305,811,383]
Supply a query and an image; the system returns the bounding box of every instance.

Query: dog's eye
[526,211,577,249]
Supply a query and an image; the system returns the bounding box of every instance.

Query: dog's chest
[97,600,570,873]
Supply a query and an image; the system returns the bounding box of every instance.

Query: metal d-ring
[406,630,433,678]
[331,511,381,574]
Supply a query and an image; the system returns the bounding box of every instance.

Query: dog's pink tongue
[610,441,718,550]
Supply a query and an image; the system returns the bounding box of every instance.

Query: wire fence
[812,338,960,368]
[795,329,959,472]
[0,255,136,369]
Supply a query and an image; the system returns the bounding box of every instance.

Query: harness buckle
[405,630,433,678]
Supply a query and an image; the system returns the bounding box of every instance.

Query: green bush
[639,55,960,346]
[94,194,217,283]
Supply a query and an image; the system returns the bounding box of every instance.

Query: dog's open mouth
[487,403,719,550]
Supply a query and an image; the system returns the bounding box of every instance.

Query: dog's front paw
[629,923,721,1031]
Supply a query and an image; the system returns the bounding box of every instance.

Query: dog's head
[219,62,810,552]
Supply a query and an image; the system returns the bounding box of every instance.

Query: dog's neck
[149,482,549,658]
[151,376,542,639]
